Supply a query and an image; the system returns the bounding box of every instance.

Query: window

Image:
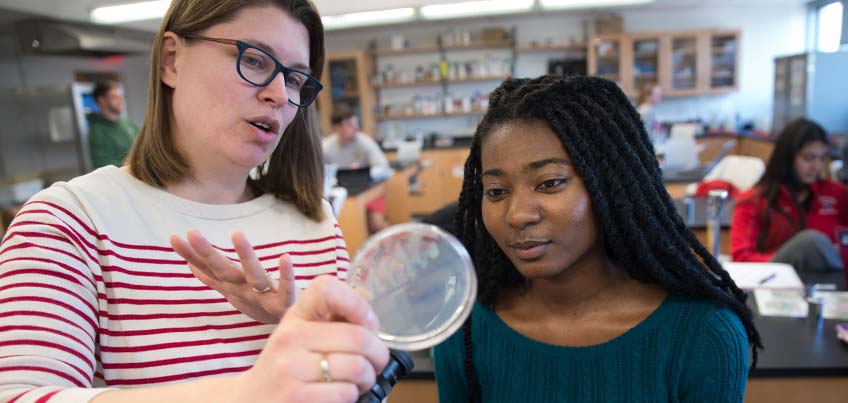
[817,1,844,52]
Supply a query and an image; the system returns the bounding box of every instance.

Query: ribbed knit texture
[0,166,350,403]
[433,295,749,402]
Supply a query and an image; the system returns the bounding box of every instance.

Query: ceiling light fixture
[322,8,416,30]
[540,0,655,10]
[91,0,171,24]
[420,0,534,20]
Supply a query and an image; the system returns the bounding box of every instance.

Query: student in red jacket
[730,118,848,271]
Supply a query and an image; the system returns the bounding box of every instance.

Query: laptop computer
[335,167,372,193]
[663,139,737,180]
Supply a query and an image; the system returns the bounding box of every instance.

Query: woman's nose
[505,190,541,229]
[258,72,289,107]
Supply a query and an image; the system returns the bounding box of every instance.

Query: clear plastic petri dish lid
[349,223,477,351]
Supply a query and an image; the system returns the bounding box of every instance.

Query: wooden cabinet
[772,54,807,132]
[708,31,739,92]
[588,36,622,84]
[664,32,701,96]
[589,30,739,98]
[589,34,660,96]
[316,50,376,136]
[384,148,470,223]
[629,35,661,97]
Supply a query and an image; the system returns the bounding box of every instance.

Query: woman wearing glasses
[0,1,388,402]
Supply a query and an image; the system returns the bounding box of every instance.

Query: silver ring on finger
[320,355,332,383]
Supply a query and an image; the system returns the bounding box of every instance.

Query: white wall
[325,2,808,136]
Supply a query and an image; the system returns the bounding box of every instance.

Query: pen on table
[757,272,777,285]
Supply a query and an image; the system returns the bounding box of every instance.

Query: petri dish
[349,223,477,351]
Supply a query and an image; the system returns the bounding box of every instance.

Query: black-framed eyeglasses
[182,34,323,108]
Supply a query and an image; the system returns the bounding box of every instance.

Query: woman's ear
[160,32,180,89]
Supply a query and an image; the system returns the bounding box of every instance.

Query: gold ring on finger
[320,355,332,382]
[252,284,271,293]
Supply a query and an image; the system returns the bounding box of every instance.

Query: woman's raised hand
[170,229,295,324]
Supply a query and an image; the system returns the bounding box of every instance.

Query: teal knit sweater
[433,295,749,402]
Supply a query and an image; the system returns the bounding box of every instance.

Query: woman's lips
[510,241,550,260]
[247,121,277,145]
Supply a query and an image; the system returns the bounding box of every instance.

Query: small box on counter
[594,14,623,35]
[480,27,509,42]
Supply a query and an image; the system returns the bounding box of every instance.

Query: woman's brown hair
[126,0,327,221]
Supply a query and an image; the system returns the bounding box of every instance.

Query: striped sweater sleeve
[333,223,350,281]
[0,190,112,403]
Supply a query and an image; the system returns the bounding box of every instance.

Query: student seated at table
[433,75,759,402]
[323,106,390,233]
[730,118,848,272]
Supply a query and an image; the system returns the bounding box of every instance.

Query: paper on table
[837,323,848,344]
[721,262,804,291]
[816,291,848,320]
[754,289,808,318]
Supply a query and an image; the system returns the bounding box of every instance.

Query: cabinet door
[630,36,661,97]
[316,51,375,137]
[438,148,470,208]
[667,34,700,95]
[709,31,739,92]
[401,150,449,219]
[588,36,623,84]
[771,54,807,132]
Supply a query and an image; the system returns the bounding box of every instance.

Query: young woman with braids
[432,75,759,402]
[730,118,848,272]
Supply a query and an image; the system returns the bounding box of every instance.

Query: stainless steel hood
[15,19,153,57]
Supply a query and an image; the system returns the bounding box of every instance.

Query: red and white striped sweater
[0,166,350,402]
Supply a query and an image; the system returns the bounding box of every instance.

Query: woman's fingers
[312,352,377,394]
[170,234,220,281]
[288,276,380,329]
[185,229,244,282]
[232,231,274,293]
[277,253,296,307]
[290,322,388,374]
[282,277,388,373]
[186,262,218,289]
[291,383,359,403]
[243,277,390,403]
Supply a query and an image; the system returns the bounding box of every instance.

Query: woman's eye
[241,54,265,69]
[537,179,566,191]
[285,73,305,89]
[485,188,507,199]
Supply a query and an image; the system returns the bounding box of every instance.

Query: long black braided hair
[454,75,761,401]
[753,118,830,252]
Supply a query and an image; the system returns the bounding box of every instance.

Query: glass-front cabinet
[588,36,622,84]
[627,35,661,97]
[316,50,376,137]
[589,30,740,100]
[667,34,699,95]
[708,31,739,92]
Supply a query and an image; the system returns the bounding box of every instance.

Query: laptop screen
[335,167,371,191]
